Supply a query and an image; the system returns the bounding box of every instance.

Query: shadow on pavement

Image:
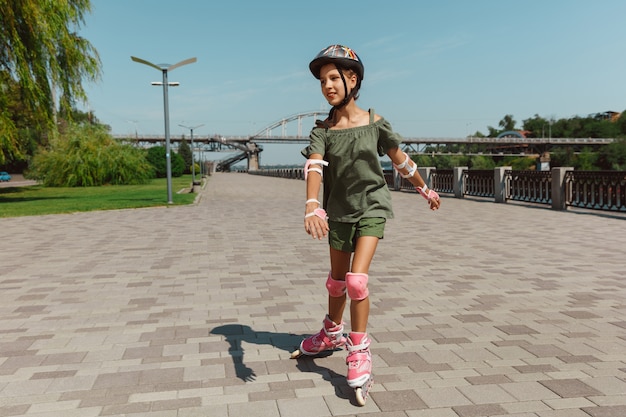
[210,323,353,401]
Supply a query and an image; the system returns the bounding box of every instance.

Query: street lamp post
[126,120,139,139]
[179,123,204,185]
[131,56,196,204]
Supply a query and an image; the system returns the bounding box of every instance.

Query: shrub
[29,124,154,186]
[178,139,192,173]
[146,146,167,178]
[145,146,185,178]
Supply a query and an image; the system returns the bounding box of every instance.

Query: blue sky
[80,0,626,165]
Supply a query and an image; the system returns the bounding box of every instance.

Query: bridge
[113,111,615,171]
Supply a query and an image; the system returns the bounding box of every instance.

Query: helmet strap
[333,66,358,111]
[328,64,360,124]
[338,70,349,108]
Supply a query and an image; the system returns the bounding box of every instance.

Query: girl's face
[319,63,357,106]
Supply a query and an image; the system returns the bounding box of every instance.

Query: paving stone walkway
[0,173,625,417]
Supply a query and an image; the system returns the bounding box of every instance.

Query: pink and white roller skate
[346,332,373,406]
[291,315,347,359]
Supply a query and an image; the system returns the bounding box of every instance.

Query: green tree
[597,138,626,170]
[573,148,598,170]
[522,114,549,138]
[178,139,193,174]
[29,124,153,186]
[499,114,516,132]
[469,155,495,169]
[499,156,537,170]
[486,126,500,137]
[433,155,469,169]
[171,151,185,177]
[559,117,580,137]
[146,146,168,178]
[0,0,101,165]
[549,147,575,168]
[415,155,436,168]
[615,111,626,137]
[146,146,185,178]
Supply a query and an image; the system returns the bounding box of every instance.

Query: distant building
[592,111,621,122]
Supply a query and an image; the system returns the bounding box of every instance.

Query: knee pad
[346,272,369,300]
[325,273,346,297]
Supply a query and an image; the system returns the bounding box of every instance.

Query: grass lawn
[0,175,200,218]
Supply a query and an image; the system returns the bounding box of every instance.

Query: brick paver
[0,173,625,416]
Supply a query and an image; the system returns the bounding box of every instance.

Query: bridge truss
[113,111,615,170]
[250,111,327,140]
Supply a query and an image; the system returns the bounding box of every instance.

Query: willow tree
[0,0,101,165]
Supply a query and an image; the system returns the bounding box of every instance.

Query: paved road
[0,173,625,417]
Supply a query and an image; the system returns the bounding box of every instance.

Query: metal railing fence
[245,167,626,213]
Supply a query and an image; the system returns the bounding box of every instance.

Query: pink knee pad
[325,273,346,297]
[346,272,369,300]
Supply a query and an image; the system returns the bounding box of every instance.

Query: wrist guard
[416,186,439,201]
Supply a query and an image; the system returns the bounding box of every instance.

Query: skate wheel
[355,387,367,406]
[290,349,302,359]
[355,377,373,406]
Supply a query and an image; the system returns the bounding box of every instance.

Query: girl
[296,44,440,405]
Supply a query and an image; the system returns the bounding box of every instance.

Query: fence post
[392,168,401,191]
[494,166,511,204]
[418,167,434,188]
[453,166,467,199]
[551,167,573,210]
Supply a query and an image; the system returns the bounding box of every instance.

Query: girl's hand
[417,186,441,211]
[304,215,329,240]
[428,196,441,211]
[304,201,329,239]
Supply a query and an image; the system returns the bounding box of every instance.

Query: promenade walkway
[0,173,625,417]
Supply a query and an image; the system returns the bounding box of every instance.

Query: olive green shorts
[328,217,386,253]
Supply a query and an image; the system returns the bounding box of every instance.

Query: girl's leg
[348,236,378,332]
[345,236,378,396]
[294,249,350,357]
[329,247,351,324]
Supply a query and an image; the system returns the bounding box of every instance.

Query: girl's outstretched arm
[388,147,440,210]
